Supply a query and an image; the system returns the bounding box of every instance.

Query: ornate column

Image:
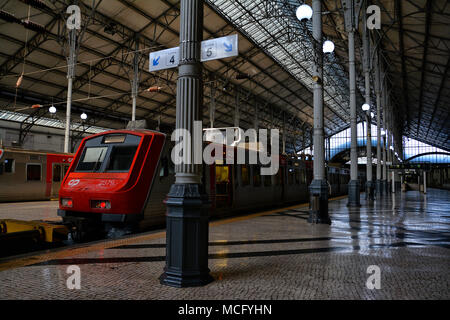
[308,0,330,224]
[343,0,362,207]
[363,9,374,201]
[160,0,212,287]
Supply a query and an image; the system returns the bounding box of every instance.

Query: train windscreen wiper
[92,149,105,172]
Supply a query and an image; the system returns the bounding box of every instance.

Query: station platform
[0,201,60,222]
[0,189,449,300]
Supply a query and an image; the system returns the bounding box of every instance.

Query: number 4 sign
[149,48,179,72]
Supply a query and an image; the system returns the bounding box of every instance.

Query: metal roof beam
[416,0,432,136]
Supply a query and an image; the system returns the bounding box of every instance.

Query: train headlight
[91,200,111,209]
[61,198,73,207]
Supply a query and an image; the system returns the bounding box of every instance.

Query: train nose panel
[65,177,125,192]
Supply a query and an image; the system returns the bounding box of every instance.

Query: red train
[57,129,357,240]
[0,146,73,202]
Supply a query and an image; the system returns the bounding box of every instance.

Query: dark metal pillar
[160,0,213,288]
[308,0,330,224]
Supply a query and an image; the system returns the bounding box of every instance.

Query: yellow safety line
[0,195,347,272]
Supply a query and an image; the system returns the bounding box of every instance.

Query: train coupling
[0,219,69,243]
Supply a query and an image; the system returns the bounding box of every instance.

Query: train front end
[58,130,165,238]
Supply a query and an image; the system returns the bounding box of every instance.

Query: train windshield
[106,145,138,172]
[75,145,139,172]
[76,147,108,172]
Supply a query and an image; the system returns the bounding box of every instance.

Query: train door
[51,163,63,198]
[215,163,233,208]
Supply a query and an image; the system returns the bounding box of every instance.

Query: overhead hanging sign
[200,34,238,62]
[149,47,180,72]
[149,34,239,72]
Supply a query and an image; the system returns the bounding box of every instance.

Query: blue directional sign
[201,34,238,62]
[149,47,179,72]
[149,34,239,72]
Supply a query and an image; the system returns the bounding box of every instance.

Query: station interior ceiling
[0,0,448,154]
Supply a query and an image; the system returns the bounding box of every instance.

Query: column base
[366,180,375,201]
[308,179,331,224]
[347,180,361,207]
[159,271,214,288]
[160,183,213,288]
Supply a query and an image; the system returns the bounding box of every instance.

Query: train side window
[53,164,62,182]
[4,159,14,173]
[253,165,261,187]
[27,164,41,181]
[215,165,229,183]
[241,165,250,186]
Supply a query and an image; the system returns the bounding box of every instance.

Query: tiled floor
[0,200,60,222]
[0,189,449,300]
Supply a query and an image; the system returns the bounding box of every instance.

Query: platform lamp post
[296,2,331,224]
[342,0,363,207]
[160,0,213,287]
[362,103,374,200]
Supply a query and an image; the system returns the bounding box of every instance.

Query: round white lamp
[49,106,56,114]
[296,4,313,21]
[362,103,370,111]
[322,40,335,54]
[80,113,87,120]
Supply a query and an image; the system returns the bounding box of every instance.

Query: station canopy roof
[0,0,448,152]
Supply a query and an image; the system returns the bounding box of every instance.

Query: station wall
[0,120,84,153]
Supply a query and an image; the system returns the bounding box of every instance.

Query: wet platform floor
[0,189,449,299]
[0,200,60,222]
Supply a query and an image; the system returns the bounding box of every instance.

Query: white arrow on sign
[149,34,239,72]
